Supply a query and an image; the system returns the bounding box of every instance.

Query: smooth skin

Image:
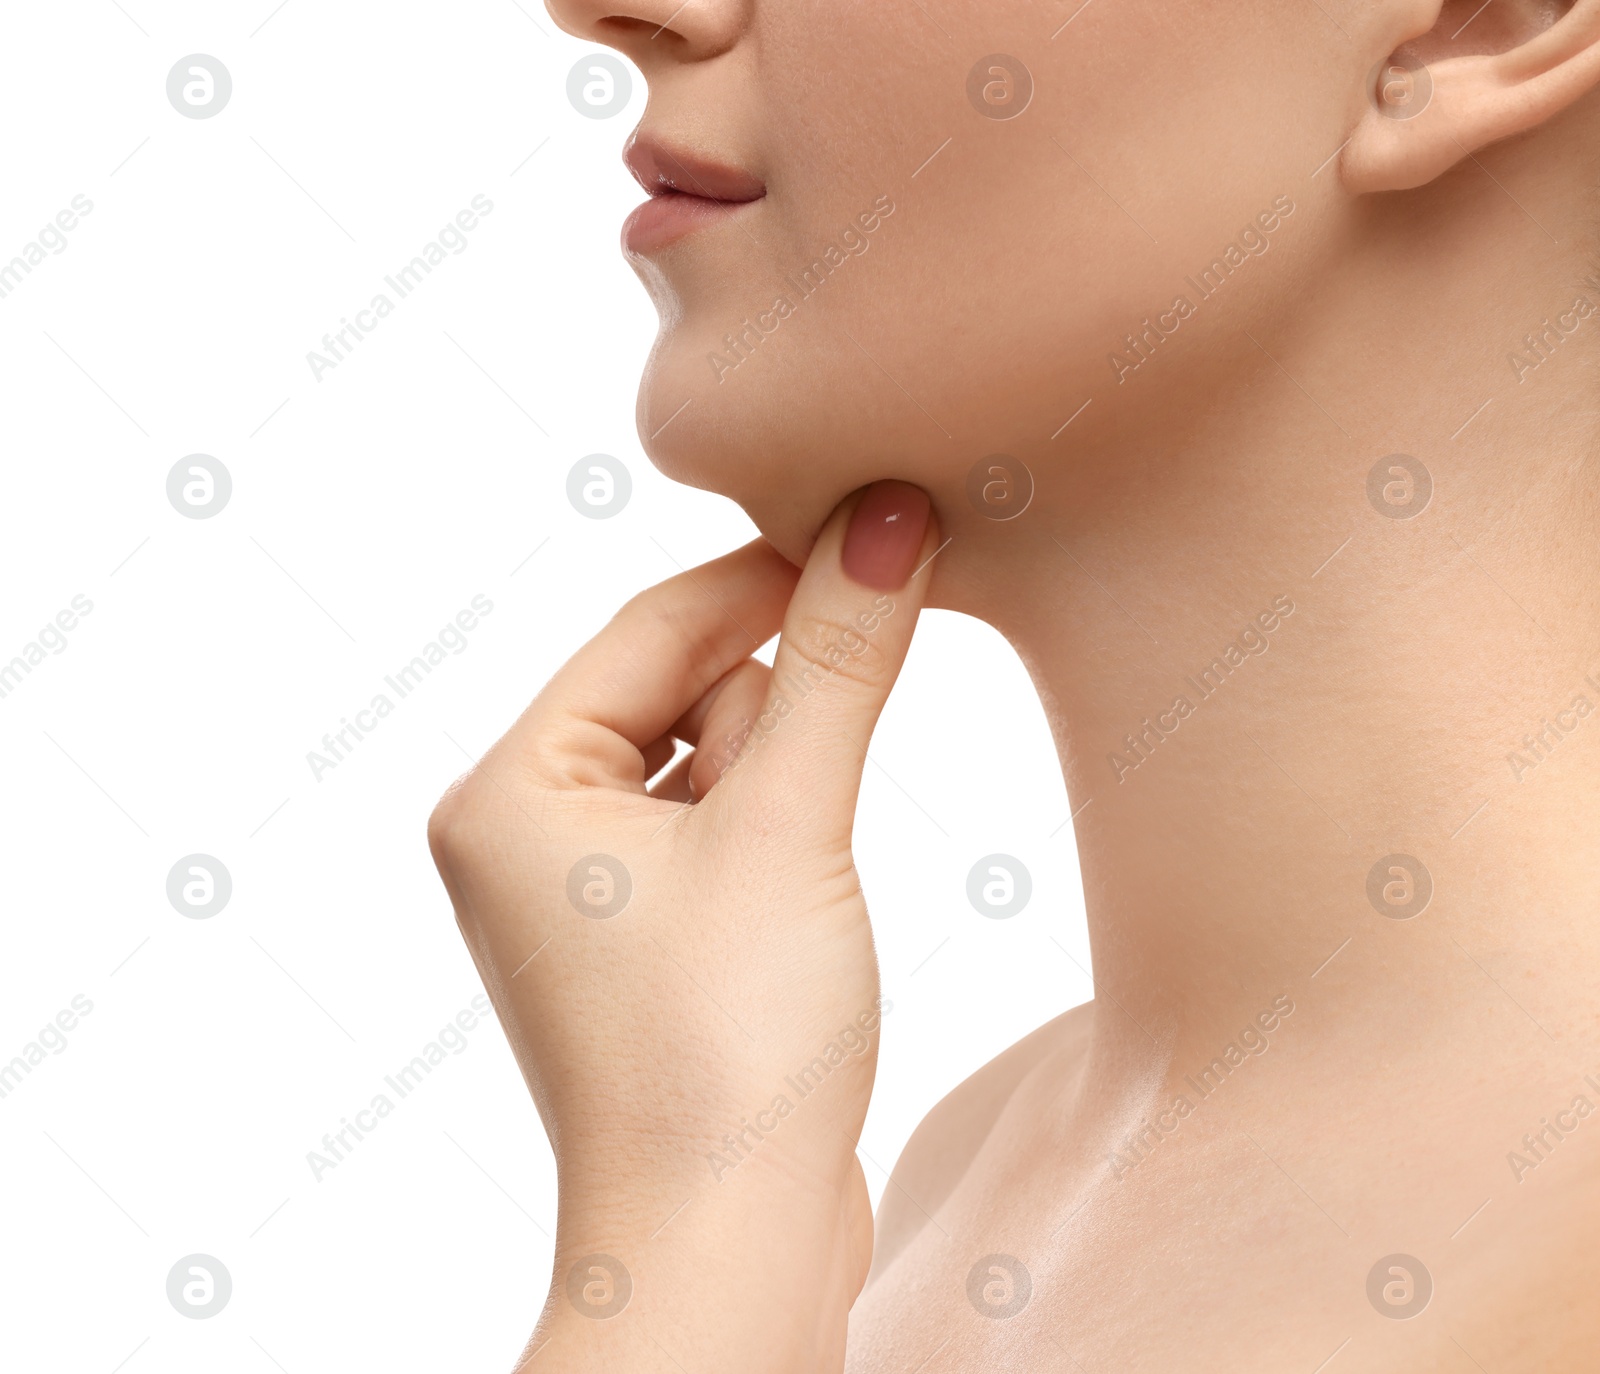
[433,0,1600,1368]
[430,493,938,1366]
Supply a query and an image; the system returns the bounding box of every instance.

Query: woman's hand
[427,481,938,1372]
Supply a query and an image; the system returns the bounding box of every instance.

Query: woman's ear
[1344,0,1600,192]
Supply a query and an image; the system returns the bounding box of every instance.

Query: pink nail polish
[840,481,931,589]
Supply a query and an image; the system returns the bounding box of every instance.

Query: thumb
[718,481,941,840]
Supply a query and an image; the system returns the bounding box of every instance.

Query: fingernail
[840,481,931,590]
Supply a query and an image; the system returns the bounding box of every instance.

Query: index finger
[512,538,799,782]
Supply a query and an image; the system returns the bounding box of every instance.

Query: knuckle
[614,579,728,665]
[426,774,492,873]
[428,763,540,876]
[533,715,638,789]
[784,612,891,691]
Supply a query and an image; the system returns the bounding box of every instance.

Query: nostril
[598,14,690,46]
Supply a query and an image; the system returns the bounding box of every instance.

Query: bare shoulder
[864,999,1096,1285]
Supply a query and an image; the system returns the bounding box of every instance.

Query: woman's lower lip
[622,193,758,255]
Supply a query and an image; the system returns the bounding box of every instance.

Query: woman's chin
[630,324,984,579]
[637,416,832,565]
[632,341,840,549]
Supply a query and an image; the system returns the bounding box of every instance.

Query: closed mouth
[621,132,765,255]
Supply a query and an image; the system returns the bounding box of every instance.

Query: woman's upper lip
[623,133,766,204]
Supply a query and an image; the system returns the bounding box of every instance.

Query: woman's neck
[939,189,1600,1076]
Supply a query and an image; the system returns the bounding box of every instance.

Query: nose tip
[544,0,746,64]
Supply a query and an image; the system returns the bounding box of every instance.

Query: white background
[0,5,1088,1369]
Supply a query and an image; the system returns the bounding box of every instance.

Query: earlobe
[1343,0,1600,193]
